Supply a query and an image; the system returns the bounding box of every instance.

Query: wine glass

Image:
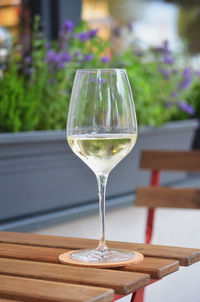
[66,69,138,265]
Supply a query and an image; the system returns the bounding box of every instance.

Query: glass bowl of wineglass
[59,68,143,267]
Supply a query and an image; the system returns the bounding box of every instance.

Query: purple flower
[74,51,81,57]
[59,20,74,49]
[46,50,56,62]
[164,54,174,65]
[98,78,106,84]
[78,32,90,42]
[172,91,178,98]
[25,56,32,64]
[59,21,74,47]
[46,50,62,64]
[112,26,120,37]
[127,22,133,31]
[163,40,170,54]
[61,43,67,49]
[61,52,71,62]
[46,49,71,70]
[88,29,99,38]
[195,70,200,76]
[153,40,170,54]
[89,77,106,83]
[84,54,93,62]
[45,42,51,49]
[62,20,74,33]
[179,78,191,89]
[101,55,110,63]
[57,62,65,69]
[177,101,195,115]
[52,53,60,63]
[183,67,191,79]
[76,29,98,42]
[179,67,191,89]
[47,49,54,58]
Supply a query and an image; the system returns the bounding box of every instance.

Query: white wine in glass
[66,69,138,265]
[68,134,137,175]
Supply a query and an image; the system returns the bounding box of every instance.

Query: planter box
[0,120,198,230]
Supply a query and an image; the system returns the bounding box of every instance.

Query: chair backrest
[135,150,200,243]
[140,150,200,171]
[136,150,200,209]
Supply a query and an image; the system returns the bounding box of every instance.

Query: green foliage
[0,65,39,132]
[0,16,199,133]
[113,49,198,127]
[186,81,200,118]
[0,18,111,132]
[119,52,172,126]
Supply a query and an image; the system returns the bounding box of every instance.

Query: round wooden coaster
[58,250,143,268]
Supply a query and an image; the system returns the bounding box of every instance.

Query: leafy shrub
[115,42,199,126]
[186,80,200,119]
[0,65,39,132]
[0,17,199,132]
[0,17,111,132]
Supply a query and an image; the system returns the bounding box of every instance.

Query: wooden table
[0,231,199,302]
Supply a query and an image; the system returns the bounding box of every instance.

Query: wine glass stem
[96,174,109,252]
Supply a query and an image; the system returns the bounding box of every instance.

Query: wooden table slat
[0,231,199,266]
[107,241,200,267]
[123,257,179,279]
[0,274,114,302]
[0,299,22,302]
[0,231,199,302]
[0,258,150,295]
[0,242,68,263]
[0,243,179,279]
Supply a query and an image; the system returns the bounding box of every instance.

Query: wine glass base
[71,248,134,263]
[59,249,143,268]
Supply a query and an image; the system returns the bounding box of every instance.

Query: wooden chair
[132,150,200,302]
[135,150,200,244]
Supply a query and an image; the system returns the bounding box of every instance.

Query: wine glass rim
[76,68,127,73]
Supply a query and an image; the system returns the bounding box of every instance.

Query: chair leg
[130,288,145,302]
[113,294,124,301]
[130,280,158,302]
[145,208,155,244]
[142,170,160,300]
[131,170,160,302]
[145,170,160,244]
